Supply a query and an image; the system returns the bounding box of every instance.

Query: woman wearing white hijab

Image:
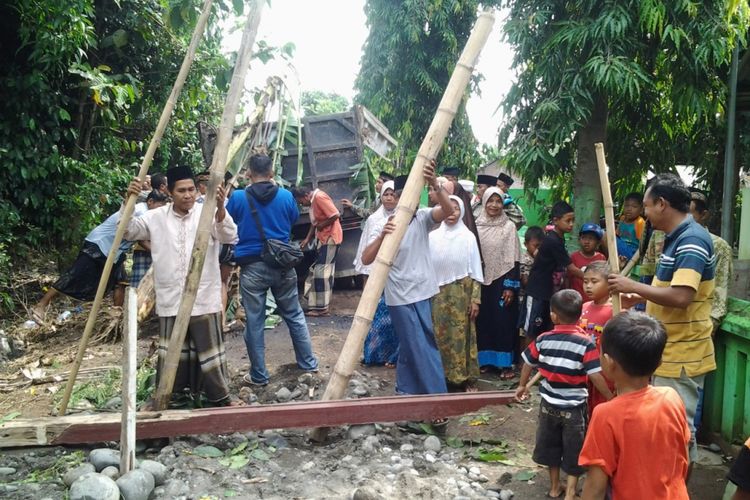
[429,195,484,391]
[355,181,399,366]
[475,187,522,379]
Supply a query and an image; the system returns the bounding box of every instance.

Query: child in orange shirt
[578,261,615,418]
[616,192,645,266]
[579,311,690,500]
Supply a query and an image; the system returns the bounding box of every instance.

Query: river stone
[264,433,289,449]
[362,435,380,453]
[348,424,376,440]
[138,459,167,485]
[88,449,120,472]
[100,466,119,480]
[69,473,120,500]
[352,486,385,500]
[116,469,155,500]
[499,489,514,500]
[423,435,442,452]
[275,387,292,402]
[161,478,189,497]
[0,467,16,476]
[64,463,96,486]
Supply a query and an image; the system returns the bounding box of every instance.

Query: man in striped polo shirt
[609,173,715,476]
[516,290,613,500]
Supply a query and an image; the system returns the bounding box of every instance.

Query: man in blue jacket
[226,154,319,386]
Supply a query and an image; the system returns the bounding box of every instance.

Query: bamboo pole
[58,0,215,415]
[594,142,621,314]
[120,287,137,474]
[619,249,640,277]
[151,1,264,411]
[310,9,496,442]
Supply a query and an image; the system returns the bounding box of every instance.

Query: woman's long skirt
[476,272,520,368]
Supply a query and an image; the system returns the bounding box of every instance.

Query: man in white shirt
[124,165,242,407]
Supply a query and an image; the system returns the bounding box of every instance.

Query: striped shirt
[522,325,601,408]
[647,215,716,378]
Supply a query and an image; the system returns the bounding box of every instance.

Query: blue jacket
[225,182,299,261]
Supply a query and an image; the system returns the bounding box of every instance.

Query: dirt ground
[0,289,732,498]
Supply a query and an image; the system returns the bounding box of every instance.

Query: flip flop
[384,362,396,369]
[305,309,330,317]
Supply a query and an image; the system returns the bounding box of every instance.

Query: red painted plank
[51,391,515,445]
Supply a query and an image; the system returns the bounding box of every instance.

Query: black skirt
[53,241,127,301]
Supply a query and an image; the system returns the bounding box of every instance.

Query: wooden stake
[120,287,137,474]
[58,0,215,415]
[136,267,155,323]
[310,9,496,442]
[151,1,264,411]
[594,142,621,313]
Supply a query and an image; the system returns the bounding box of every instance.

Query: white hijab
[429,196,484,287]
[354,181,395,275]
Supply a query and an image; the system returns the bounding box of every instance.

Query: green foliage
[300,90,350,116]
[0,0,234,284]
[500,0,750,221]
[355,0,498,175]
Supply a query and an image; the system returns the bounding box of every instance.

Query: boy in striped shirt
[516,289,614,500]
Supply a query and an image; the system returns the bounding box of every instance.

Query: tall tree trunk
[574,95,608,234]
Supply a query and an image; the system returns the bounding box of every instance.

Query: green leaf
[250,448,270,461]
[193,445,224,458]
[514,470,537,481]
[1,411,21,425]
[58,108,71,121]
[446,436,464,448]
[476,447,509,463]
[229,441,248,455]
[232,0,244,15]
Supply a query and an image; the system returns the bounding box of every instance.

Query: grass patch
[53,362,155,411]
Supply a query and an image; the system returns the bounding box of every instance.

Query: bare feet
[305,308,330,317]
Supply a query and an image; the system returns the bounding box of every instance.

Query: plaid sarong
[130,250,152,287]
[304,238,339,311]
[156,312,230,404]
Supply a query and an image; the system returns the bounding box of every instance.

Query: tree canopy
[300,90,349,116]
[499,0,749,230]
[355,0,494,174]
[0,0,249,309]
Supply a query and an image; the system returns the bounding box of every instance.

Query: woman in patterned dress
[429,196,484,391]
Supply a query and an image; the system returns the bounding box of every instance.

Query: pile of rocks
[64,449,167,500]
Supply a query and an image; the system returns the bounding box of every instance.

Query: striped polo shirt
[648,215,716,378]
[522,325,601,408]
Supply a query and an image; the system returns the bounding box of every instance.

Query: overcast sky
[231,1,515,147]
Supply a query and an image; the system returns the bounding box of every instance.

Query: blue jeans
[239,261,318,384]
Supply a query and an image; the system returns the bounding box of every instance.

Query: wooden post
[58,0,215,415]
[151,1,264,411]
[594,142,621,313]
[739,187,750,260]
[120,287,137,474]
[310,9,496,442]
[136,267,155,323]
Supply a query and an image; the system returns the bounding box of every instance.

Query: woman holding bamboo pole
[356,180,400,367]
[360,161,454,399]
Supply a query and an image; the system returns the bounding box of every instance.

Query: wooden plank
[120,288,137,473]
[0,391,515,448]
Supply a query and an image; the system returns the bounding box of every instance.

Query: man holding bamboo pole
[123,166,242,408]
[360,161,455,402]
[608,173,715,475]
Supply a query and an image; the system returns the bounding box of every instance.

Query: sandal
[384,362,396,369]
[305,309,330,317]
[500,369,515,380]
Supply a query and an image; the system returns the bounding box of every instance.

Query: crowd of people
[30,153,747,499]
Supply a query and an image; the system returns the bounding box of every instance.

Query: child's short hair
[624,192,643,205]
[550,289,582,324]
[551,200,574,219]
[524,226,545,243]
[601,311,667,377]
[584,261,610,278]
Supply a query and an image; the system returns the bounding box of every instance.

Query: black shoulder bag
[245,189,303,269]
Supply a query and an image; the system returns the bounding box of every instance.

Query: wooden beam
[0,391,515,448]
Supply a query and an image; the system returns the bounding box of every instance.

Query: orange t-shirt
[579,385,690,499]
[311,189,343,244]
